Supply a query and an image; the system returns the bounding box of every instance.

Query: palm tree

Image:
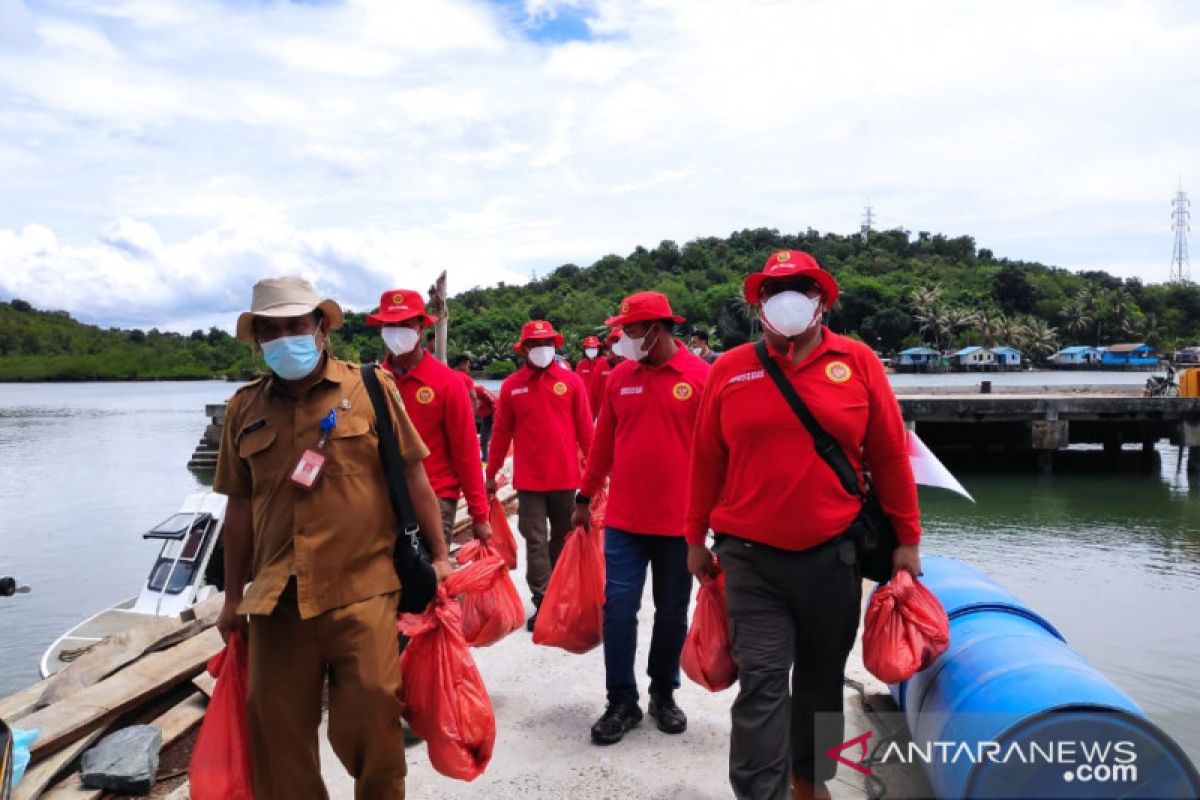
[940,308,979,350]
[1123,312,1162,346]
[1018,318,1060,361]
[1063,300,1093,342]
[909,285,943,316]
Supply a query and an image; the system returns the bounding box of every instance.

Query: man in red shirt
[450,354,478,404]
[368,289,491,550]
[486,320,594,629]
[575,335,603,391]
[587,328,620,413]
[685,251,921,800]
[571,292,710,746]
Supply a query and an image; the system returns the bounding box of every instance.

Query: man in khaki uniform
[214,276,450,799]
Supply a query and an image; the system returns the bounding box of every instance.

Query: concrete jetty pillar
[1182,422,1200,477]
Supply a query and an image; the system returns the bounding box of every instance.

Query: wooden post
[429,271,448,363]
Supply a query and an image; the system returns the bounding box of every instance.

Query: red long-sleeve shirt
[685,330,921,550]
[384,353,488,524]
[486,363,594,491]
[580,345,709,536]
[575,356,602,396]
[589,358,615,416]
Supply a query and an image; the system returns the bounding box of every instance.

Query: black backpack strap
[753,339,865,500]
[360,364,418,530]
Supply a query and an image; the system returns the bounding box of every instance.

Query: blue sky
[0,0,1198,331]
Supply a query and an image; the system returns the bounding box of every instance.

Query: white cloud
[0,0,1198,329]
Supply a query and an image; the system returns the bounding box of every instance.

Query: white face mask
[760,291,822,338]
[690,347,702,356]
[584,347,599,359]
[381,326,420,356]
[613,330,655,362]
[527,346,556,369]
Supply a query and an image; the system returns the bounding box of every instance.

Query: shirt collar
[387,350,435,382]
[766,326,850,371]
[631,339,688,375]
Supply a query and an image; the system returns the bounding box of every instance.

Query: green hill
[2,227,1198,381]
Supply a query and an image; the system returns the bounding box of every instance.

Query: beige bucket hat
[235,276,344,343]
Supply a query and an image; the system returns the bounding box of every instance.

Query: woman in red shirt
[685,251,922,800]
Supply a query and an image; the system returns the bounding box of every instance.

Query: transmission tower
[1171,181,1190,284]
[861,205,876,241]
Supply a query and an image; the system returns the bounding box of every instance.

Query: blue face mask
[261,334,322,380]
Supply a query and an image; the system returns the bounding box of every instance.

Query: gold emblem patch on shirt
[553,381,569,396]
[826,361,852,383]
[672,382,694,401]
[415,386,436,405]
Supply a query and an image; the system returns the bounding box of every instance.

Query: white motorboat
[39,491,227,678]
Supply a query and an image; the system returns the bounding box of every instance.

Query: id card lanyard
[290,409,337,491]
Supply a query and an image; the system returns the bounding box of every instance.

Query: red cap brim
[603,310,685,327]
[743,267,839,306]
[366,311,438,327]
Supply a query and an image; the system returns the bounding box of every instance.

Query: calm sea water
[0,376,1196,763]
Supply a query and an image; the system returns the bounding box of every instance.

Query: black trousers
[716,533,862,799]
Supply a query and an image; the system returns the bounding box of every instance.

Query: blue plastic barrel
[887,556,1200,799]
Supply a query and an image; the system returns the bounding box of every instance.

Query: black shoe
[590,702,643,745]
[648,694,687,734]
[525,611,538,632]
[402,720,423,747]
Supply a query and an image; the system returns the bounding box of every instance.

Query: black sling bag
[361,365,437,612]
[753,340,899,583]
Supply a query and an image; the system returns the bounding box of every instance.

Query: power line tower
[861,204,876,241]
[1170,181,1191,284]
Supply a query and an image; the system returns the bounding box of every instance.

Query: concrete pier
[189,393,1200,475]
[185,403,225,472]
[898,394,1200,471]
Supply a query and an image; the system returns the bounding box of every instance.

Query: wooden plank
[191,672,216,699]
[13,728,104,800]
[40,692,208,800]
[0,680,52,724]
[37,595,223,709]
[21,628,222,760]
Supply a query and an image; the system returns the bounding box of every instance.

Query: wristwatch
[575,493,591,506]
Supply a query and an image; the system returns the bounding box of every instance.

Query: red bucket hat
[514,320,564,352]
[742,250,839,307]
[366,289,438,328]
[604,291,684,327]
[604,328,622,346]
[582,335,601,348]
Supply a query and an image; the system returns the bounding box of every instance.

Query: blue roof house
[991,346,1023,367]
[1049,346,1101,365]
[1100,343,1156,366]
[951,346,995,368]
[897,347,940,367]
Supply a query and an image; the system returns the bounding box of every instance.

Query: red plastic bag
[486,496,518,571]
[681,571,737,692]
[589,487,608,531]
[863,569,950,685]
[397,563,497,781]
[455,543,525,647]
[532,525,605,654]
[189,630,254,800]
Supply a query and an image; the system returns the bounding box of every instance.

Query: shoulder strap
[753,339,865,500]
[360,365,418,528]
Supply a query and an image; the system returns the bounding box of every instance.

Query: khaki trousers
[247,581,406,799]
[438,497,459,549]
[516,489,575,605]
